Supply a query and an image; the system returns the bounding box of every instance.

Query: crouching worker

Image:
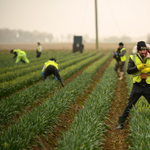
[10,49,29,63]
[42,58,64,87]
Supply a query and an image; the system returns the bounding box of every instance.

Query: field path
[30,55,113,150]
[102,73,129,149]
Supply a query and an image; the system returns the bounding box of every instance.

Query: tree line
[0,28,53,43]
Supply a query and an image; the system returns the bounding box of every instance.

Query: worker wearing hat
[114,42,126,80]
[10,49,29,63]
[36,42,42,58]
[117,41,150,129]
[42,58,64,87]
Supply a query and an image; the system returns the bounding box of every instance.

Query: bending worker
[36,42,42,58]
[114,42,126,80]
[117,41,150,129]
[42,58,64,87]
[10,49,29,63]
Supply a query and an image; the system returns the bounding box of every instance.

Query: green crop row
[0,51,82,74]
[0,52,91,83]
[28,51,72,63]
[0,53,111,150]
[0,52,59,73]
[125,55,150,149]
[0,52,99,129]
[57,59,117,150]
[0,51,60,68]
[0,52,96,98]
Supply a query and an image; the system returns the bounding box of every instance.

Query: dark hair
[49,58,56,62]
[119,42,124,46]
[10,49,14,53]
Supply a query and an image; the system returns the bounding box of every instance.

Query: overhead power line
[106,0,121,35]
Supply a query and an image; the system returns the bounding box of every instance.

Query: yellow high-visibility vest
[13,49,26,56]
[130,54,150,84]
[44,60,58,70]
[120,48,126,62]
[13,49,21,54]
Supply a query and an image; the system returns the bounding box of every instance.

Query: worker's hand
[137,64,146,70]
[141,68,150,73]
[115,53,118,55]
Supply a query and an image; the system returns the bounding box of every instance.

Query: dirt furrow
[102,73,129,150]
[2,54,105,130]
[30,56,113,150]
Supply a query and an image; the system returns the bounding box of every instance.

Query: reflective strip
[133,55,135,63]
[133,74,140,77]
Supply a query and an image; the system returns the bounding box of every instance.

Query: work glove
[141,68,150,74]
[115,53,118,55]
[137,64,146,70]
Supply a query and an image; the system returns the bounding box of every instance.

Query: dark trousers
[122,84,150,117]
[36,52,41,58]
[43,65,64,87]
[21,59,25,63]
[114,61,125,72]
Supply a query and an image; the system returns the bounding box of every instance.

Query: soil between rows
[1,53,104,130]
[102,72,129,149]
[30,55,113,150]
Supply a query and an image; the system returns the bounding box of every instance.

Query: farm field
[0,46,147,150]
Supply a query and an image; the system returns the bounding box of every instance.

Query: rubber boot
[118,72,124,80]
[117,116,126,129]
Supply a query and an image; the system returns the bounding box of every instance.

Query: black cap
[49,58,56,62]
[10,49,14,53]
[137,41,147,51]
[119,42,124,46]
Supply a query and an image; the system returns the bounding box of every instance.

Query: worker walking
[10,49,29,63]
[42,58,64,87]
[36,42,42,58]
[117,41,150,129]
[114,42,126,80]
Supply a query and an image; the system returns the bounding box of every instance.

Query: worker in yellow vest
[10,49,29,63]
[117,41,150,129]
[114,42,126,80]
[36,42,42,58]
[42,58,64,87]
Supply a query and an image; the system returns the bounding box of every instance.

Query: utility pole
[95,0,99,49]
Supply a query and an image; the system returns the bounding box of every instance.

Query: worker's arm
[42,64,46,72]
[118,50,126,56]
[13,52,17,58]
[127,57,139,74]
[42,64,46,76]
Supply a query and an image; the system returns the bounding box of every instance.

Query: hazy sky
[0,0,150,40]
